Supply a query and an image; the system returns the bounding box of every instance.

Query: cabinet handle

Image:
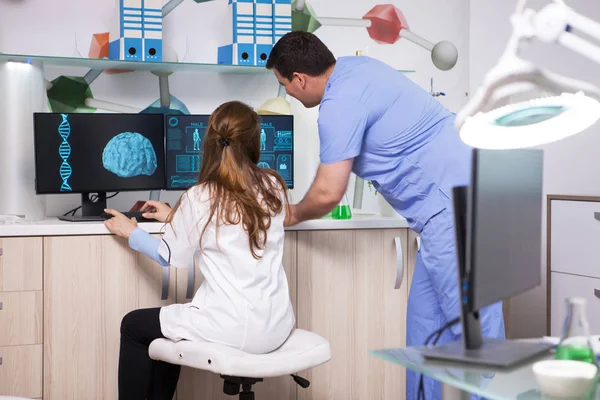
[595,212,600,222]
[0,248,3,256]
[186,263,195,299]
[416,236,421,251]
[394,237,403,289]
[0,302,3,310]
[595,289,600,300]
[0,356,2,365]
[161,267,169,300]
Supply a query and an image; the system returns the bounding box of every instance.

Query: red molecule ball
[363,4,410,45]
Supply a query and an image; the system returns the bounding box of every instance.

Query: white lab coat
[157,184,295,354]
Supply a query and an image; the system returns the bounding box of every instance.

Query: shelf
[0,53,271,75]
[0,53,416,75]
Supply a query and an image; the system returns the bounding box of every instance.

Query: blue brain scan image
[102,132,158,178]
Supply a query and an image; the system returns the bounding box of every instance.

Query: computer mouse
[143,206,157,214]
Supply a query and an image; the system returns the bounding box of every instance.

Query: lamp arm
[534,2,600,65]
[455,55,540,130]
[558,32,600,66]
[564,6,600,43]
[534,68,600,101]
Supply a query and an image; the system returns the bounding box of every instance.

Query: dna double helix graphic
[191,155,201,172]
[171,177,196,188]
[58,114,72,192]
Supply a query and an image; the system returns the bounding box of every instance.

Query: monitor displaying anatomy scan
[33,113,166,220]
[164,114,294,190]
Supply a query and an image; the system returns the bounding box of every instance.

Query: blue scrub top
[318,56,473,232]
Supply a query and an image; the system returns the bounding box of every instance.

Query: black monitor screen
[33,113,166,194]
[467,148,543,311]
[165,114,294,190]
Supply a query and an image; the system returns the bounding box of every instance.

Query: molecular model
[48,0,458,117]
[292,0,459,70]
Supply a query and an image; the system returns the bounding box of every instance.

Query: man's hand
[284,204,300,227]
[103,209,138,239]
[293,159,353,224]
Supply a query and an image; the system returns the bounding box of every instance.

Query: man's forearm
[289,160,353,225]
[295,185,340,223]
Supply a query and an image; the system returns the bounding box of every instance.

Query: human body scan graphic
[260,129,267,151]
[193,128,201,151]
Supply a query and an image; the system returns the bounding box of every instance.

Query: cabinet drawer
[0,237,43,291]
[550,272,600,336]
[0,291,43,346]
[550,200,600,279]
[0,344,43,398]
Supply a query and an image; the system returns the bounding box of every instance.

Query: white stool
[149,329,331,399]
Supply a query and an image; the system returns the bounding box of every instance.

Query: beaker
[331,194,352,220]
[555,297,596,364]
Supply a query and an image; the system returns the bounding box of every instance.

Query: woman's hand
[141,200,172,223]
[103,209,138,239]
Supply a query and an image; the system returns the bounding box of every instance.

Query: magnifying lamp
[456,0,600,149]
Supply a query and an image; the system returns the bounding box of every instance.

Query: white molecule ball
[432,41,458,71]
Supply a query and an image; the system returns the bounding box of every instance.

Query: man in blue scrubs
[266,31,505,399]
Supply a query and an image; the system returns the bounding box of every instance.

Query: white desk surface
[0,215,410,237]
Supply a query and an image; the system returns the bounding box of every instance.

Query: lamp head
[455,9,600,150]
[459,92,600,149]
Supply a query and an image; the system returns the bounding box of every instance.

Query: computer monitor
[33,113,166,221]
[164,114,294,190]
[421,148,553,367]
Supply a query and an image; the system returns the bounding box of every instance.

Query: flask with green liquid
[555,297,596,364]
[331,194,352,220]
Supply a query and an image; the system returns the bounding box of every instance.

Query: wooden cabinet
[551,272,600,336]
[0,344,43,398]
[296,229,409,400]
[0,237,44,398]
[175,231,299,400]
[0,237,43,292]
[407,230,419,295]
[43,235,176,400]
[2,226,414,400]
[0,291,43,346]
[547,195,600,335]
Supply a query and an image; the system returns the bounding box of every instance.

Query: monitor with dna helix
[164,114,294,190]
[33,113,166,221]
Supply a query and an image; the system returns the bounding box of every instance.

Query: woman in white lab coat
[104,101,295,400]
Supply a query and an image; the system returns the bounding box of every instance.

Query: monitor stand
[58,193,107,222]
[420,308,554,368]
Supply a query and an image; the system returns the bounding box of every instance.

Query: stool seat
[149,329,331,379]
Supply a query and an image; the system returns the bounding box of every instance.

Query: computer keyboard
[100,211,157,223]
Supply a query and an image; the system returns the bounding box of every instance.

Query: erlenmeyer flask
[331,194,352,220]
[555,297,596,364]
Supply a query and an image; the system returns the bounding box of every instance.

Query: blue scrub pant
[406,208,505,400]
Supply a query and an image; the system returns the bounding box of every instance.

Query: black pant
[119,307,181,400]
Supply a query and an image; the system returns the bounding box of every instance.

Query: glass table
[370,345,600,400]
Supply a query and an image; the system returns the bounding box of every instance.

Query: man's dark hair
[266,31,336,81]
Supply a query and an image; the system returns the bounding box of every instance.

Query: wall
[1,0,469,218]
[470,0,600,338]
